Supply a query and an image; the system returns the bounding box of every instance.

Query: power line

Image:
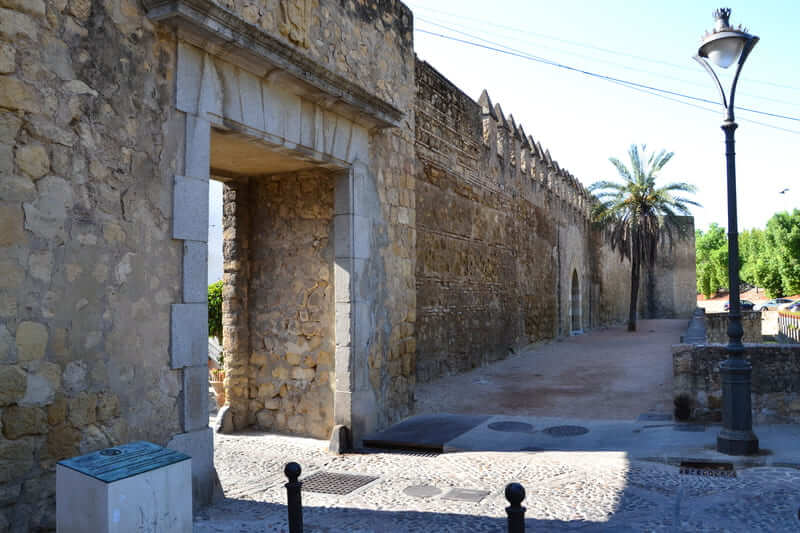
[408,2,800,93]
[417,17,800,110]
[415,28,800,133]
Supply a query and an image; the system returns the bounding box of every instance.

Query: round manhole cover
[544,425,589,437]
[488,421,534,433]
[403,485,442,498]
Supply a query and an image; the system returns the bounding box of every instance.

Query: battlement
[477,89,591,218]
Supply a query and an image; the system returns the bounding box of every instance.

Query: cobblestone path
[194,431,800,532]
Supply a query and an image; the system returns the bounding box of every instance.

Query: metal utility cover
[57,441,190,483]
[544,425,589,437]
[301,471,378,495]
[488,421,534,433]
[441,488,490,503]
[403,485,442,498]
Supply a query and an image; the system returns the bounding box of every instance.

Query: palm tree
[589,145,700,331]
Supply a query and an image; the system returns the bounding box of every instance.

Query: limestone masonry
[0,0,694,529]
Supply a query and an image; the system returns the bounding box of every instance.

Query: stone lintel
[144,0,402,130]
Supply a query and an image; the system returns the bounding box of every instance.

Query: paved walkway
[196,429,800,532]
[197,321,800,531]
[414,319,682,419]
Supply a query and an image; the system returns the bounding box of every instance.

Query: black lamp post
[694,7,759,455]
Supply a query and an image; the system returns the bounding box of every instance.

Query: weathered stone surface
[0,202,24,246]
[15,321,48,362]
[2,405,47,439]
[61,360,87,395]
[0,75,38,112]
[0,43,13,74]
[0,260,24,289]
[0,111,21,143]
[0,366,26,406]
[20,361,60,406]
[23,176,72,239]
[67,392,96,427]
[45,424,80,461]
[0,438,34,483]
[0,0,46,17]
[0,9,37,40]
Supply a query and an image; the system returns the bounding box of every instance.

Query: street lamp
[694,7,759,455]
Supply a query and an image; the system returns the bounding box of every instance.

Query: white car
[755,298,794,311]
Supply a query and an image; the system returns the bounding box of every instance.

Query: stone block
[0,366,26,406]
[0,43,13,73]
[16,143,49,179]
[2,405,47,439]
[328,424,350,454]
[0,202,24,246]
[0,437,34,483]
[170,303,208,369]
[334,303,352,348]
[334,213,370,259]
[182,241,208,303]
[15,321,48,362]
[181,366,209,432]
[176,41,203,115]
[21,362,60,406]
[167,426,221,508]
[0,9,37,40]
[173,175,209,241]
[185,114,210,180]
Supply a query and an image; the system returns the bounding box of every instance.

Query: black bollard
[284,462,303,533]
[505,482,526,533]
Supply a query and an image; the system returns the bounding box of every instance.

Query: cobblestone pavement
[194,431,800,532]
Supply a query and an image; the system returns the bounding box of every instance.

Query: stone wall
[245,170,335,439]
[705,310,762,344]
[0,0,189,528]
[412,60,693,383]
[673,343,800,423]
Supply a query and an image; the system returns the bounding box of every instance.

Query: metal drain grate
[679,461,736,478]
[301,471,379,495]
[544,425,589,437]
[488,421,534,433]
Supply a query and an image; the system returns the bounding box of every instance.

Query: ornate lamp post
[694,7,759,455]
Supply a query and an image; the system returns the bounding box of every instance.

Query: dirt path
[413,319,684,420]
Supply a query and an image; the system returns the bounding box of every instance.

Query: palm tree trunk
[628,248,640,332]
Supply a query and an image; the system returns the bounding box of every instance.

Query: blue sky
[406,0,800,232]
[209,2,800,283]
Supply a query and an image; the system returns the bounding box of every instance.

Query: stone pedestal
[56,441,192,533]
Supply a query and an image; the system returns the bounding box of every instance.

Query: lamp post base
[717,429,759,455]
[716,358,759,455]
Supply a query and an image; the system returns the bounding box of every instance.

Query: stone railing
[778,310,800,343]
[705,310,762,343]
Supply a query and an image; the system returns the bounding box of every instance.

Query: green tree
[208,280,223,344]
[695,223,728,298]
[764,209,800,296]
[590,145,699,331]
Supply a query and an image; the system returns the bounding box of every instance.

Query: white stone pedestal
[56,441,192,533]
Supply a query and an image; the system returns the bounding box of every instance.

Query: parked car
[785,302,800,313]
[754,298,794,311]
[723,299,756,311]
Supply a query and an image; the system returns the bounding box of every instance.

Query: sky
[209,1,800,283]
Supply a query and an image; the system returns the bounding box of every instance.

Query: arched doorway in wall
[571,270,581,334]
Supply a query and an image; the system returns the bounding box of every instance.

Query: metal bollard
[284,462,303,533]
[505,482,526,533]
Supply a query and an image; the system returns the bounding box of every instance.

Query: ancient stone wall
[413,60,600,382]
[0,0,188,528]
[673,343,800,423]
[705,310,762,344]
[244,170,335,439]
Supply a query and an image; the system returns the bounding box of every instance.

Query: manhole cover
[488,421,534,433]
[301,472,378,495]
[679,461,736,478]
[403,485,442,498]
[357,448,440,458]
[544,425,589,437]
[441,488,489,503]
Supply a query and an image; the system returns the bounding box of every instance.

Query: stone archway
[571,270,581,333]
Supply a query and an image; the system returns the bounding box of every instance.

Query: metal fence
[284,462,528,532]
[778,310,800,343]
